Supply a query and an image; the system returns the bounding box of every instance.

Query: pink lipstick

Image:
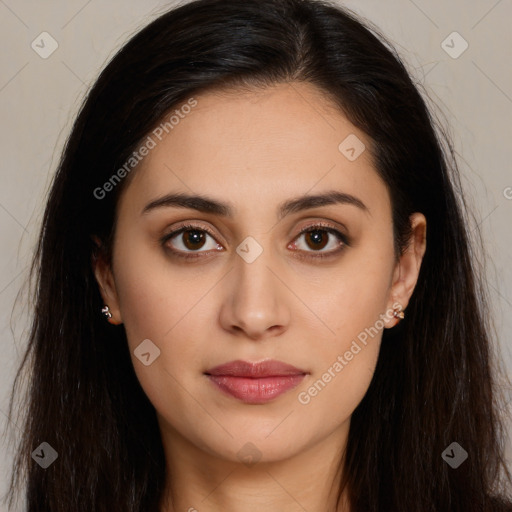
[205,359,307,404]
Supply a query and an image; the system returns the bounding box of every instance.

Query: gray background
[1,0,511,509]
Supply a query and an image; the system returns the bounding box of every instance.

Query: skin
[94,81,426,512]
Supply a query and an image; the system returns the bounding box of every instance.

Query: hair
[4,0,512,510]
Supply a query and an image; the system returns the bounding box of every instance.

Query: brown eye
[181,229,207,250]
[290,224,349,259]
[303,230,329,251]
[162,224,223,258]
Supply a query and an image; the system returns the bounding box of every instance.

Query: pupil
[184,230,205,249]
[311,232,322,244]
[307,230,328,250]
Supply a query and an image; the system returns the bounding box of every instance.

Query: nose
[219,251,290,341]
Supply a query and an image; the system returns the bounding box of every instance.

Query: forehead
[118,82,389,220]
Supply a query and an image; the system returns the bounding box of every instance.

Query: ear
[385,212,427,328]
[91,236,123,325]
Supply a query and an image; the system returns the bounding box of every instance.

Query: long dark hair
[4,0,512,510]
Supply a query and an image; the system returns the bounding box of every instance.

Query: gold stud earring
[393,305,405,321]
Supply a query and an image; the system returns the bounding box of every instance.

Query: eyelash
[160,222,350,261]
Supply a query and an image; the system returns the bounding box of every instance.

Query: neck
[158,420,352,512]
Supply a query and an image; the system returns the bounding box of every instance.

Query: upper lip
[205,359,307,378]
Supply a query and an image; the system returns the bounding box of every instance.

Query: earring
[101,305,112,319]
[393,305,405,320]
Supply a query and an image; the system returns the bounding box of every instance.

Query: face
[95,81,426,465]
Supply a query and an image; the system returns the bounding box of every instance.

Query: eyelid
[165,221,217,239]
[296,220,348,238]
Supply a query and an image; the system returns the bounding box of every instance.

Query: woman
[5,0,512,510]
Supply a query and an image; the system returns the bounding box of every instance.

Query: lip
[205,359,308,404]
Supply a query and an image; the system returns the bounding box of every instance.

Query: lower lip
[206,374,306,404]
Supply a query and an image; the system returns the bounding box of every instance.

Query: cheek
[112,240,215,384]
[294,242,393,422]
[115,266,168,348]
[112,244,209,420]
[112,237,199,347]
[294,273,388,428]
[300,237,394,344]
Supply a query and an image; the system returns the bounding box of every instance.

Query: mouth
[204,359,308,404]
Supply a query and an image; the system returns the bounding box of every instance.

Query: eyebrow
[142,190,369,219]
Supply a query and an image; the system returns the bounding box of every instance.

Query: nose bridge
[235,247,277,303]
[219,238,289,338]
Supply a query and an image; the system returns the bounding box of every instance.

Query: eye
[162,224,223,258]
[289,223,349,259]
